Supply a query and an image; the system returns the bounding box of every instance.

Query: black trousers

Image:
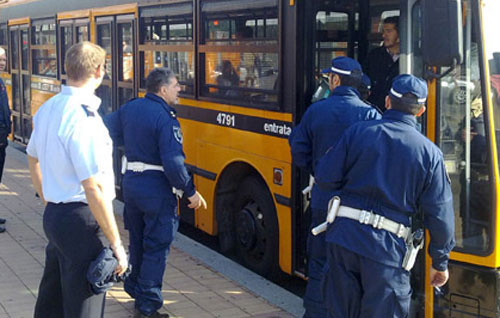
[34,202,106,318]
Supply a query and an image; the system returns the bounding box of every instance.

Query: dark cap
[87,247,131,294]
[389,74,428,104]
[322,56,362,76]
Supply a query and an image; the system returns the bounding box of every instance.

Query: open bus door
[294,0,399,278]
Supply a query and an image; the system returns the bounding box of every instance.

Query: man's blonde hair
[65,41,106,82]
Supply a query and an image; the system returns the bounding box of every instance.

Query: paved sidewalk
[0,145,300,318]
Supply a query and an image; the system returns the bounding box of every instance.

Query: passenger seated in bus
[235,26,253,40]
[40,60,56,77]
[217,60,239,97]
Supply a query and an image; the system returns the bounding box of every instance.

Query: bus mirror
[422,0,463,67]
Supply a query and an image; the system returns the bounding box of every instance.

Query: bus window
[437,3,491,253]
[139,2,194,95]
[76,24,88,42]
[10,29,19,70]
[118,23,133,83]
[200,0,279,108]
[97,24,112,80]
[314,11,350,76]
[20,29,28,71]
[59,25,73,76]
[31,19,57,77]
[0,24,6,46]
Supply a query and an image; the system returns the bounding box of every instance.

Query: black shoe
[0,218,5,224]
[133,309,169,318]
[0,225,5,233]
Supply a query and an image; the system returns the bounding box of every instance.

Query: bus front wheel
[234,176,279,277]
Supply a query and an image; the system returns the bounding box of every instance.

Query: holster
[402,229,424,271]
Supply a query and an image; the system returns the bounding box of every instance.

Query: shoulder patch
[81,104,95,117]
[173,126,183,144]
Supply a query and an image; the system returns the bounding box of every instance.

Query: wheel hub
[235,203,258,250]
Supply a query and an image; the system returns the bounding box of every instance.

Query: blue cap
[389,74,428,104]
[322,56,362,76]
[87,247,131,294]
[361,73,371,89]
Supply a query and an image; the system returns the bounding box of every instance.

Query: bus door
[294,0,400,277]
[58,18,90,84]
[9,24,31,144]
[95,14,136,193]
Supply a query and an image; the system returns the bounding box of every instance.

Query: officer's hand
[111,243,128,276]
[429,267,449,287]
[188,191,207,210]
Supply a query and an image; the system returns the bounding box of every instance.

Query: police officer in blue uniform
[289,56,380,318]
[105,67,206,318]
[315,74,455,318]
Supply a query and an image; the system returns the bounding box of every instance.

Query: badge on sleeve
[173,126,183,144]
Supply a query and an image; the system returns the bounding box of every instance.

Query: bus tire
[234,176,280,277]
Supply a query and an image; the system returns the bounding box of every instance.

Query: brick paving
[0,146,296,318]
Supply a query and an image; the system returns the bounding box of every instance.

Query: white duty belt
[312,196,410,240]
[121,156,163,174]
[336,206,410,240]
[120,156,183,198]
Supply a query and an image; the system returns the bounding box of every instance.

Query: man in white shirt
[27,41,128,318]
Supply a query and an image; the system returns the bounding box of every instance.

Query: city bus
[0,0,499,316]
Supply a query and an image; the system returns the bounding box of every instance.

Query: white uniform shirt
[26,85,115,203]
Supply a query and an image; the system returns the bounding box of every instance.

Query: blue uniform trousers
[123,184,179,315]
[34,202,106,318]
[322,243,411,318]
[303,208,328,318]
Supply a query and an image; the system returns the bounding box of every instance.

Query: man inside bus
[362,15,400,112]
[289,56,380,318]
[315,74,454,318]
[105,67,206,318]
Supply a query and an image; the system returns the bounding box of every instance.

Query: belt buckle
[131,162,145,172]
[372,214,385,229]
[359,210,372,225]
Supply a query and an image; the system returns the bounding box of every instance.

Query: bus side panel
[179,116,293,274]
[433,262,500,317]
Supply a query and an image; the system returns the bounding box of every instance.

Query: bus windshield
[437,0,492,254]
[483,0,500,251]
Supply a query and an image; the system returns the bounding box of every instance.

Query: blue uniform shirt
[289,86,381,210]
[316,109,455,270]
[105,93,195,200]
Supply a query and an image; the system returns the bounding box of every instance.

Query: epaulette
[81,104,95,117]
